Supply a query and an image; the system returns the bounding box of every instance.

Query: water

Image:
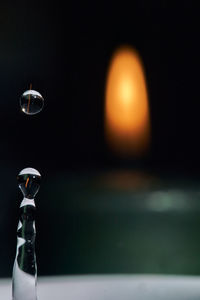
[12,168,41,300]
[20,90,44,115]
[17,168,41,199]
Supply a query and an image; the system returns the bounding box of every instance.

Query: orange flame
[105,46,151,157]
[25,177,29,188]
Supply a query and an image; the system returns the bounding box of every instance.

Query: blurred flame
[105,46,151,157]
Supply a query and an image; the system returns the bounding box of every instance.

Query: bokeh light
[105,46,151,157]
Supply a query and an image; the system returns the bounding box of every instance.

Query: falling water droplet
[20,90,44,115]
[17,167,41,199]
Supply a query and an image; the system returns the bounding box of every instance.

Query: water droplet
[20,90,44,115]
[17,168,41,199]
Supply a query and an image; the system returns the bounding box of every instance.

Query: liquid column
[12,199,37,300]
[12,168,41,300]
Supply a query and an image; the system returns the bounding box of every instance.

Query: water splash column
[12,168,41,300]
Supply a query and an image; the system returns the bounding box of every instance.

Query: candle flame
[105,46,151,157]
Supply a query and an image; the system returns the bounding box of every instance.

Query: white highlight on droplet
[19,168,41,177]
[23,90,43,98]
[20,198,36,208]
[17,221,22,231]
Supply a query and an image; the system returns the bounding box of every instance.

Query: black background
[1,1,200,277]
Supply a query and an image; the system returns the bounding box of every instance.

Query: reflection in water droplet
[20,90,44,115]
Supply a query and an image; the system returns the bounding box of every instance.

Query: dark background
[1,1,200,278]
